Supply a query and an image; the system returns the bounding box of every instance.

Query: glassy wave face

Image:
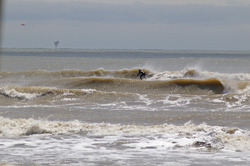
[0,49,250,165]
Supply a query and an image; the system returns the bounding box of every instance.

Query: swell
[60,77,224,94]
[0,69,151,79]
[1,68,250,83]
[0,78,225,101]
[1,69,250,99]
[0,85,135,100]
[169,78,224,94]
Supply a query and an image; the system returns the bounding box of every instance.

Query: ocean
[0,48,250,166]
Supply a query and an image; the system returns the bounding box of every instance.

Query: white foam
[0,88,39,100]
[0,117,250,165]
[81,88,96,93]
[0,117,250,152]
[162,94,200,107]
[137,94,152,106]
[61,98,79,101]
[150,68,250,83]
[223,92,250,110]
[149,71,183,80]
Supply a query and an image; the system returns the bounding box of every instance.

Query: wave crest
[1,117,250,152]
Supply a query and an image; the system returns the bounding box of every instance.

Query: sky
[2,0,250,50]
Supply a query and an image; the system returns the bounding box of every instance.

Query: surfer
[137,69,146,80]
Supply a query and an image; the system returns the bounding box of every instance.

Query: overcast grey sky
[2,0,250,50]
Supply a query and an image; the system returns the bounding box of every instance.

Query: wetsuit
[137,70,146,80]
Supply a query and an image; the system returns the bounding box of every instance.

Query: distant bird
[21,24,25,26]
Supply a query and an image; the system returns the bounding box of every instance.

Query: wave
[0,86,105,100]
[163,78,224,94]
[1,69,250,100]
[0,69,152,80]
[0,78,224,101]
[0,116,250,152]
[51,77,225,94]
[1,68,250,81]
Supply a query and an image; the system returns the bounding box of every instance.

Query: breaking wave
[0,78,224,101]
[0,69,149,79]
[0,68,250,100]
[0,116,250,152]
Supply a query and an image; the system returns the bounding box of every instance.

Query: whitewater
[0,49,250,165]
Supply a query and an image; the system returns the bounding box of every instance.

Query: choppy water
[0,49,250,165]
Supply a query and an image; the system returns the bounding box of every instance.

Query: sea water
[0,49,250,165]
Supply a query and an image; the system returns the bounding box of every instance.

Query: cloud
[2,0,250,49]
[4,1,250,25]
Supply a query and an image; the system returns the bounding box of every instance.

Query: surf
[1,68,250,99]
[0,116,250,152]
